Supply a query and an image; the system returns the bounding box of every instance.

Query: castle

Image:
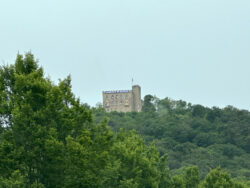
[102,85,142,112]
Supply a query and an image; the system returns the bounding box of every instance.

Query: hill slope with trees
[0,53,249,187]
[93,95,250,183]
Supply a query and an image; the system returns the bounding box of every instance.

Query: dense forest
[0,53,249,187]
[93,95,250,181]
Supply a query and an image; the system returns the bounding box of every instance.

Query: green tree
[142,95,156,113]
[0,53,92,187]
[112,129,170,187]
[171,175,185,188]
[202,167,234,188]
[0,170,26,188]
[183,166,200,188]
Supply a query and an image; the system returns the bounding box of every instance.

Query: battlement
[103,90,130,94]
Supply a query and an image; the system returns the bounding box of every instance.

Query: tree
[183,166,200,188]
[0,53,92,187]
[202,167,234,188]
[0,170,26,188]
[171,175,185,188]
[142,95,156,113]
[191,104,207,118]
[112,129,165,187]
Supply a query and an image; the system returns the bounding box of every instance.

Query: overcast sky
[1,0,250,109]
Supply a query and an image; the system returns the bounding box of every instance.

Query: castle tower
[132,85,142,112]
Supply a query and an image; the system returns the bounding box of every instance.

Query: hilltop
[92,95,250,180]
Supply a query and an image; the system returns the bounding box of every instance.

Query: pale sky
[1,0,250,109]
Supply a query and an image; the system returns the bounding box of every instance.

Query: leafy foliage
[0,53,249,187]
[93,96,250,186]
[0,53,168,187]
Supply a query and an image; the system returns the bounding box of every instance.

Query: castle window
[125,100,129,106]
[111,95,114,99]
[125,95,128,99]
[120,95,123,99]
[106,95,108,99]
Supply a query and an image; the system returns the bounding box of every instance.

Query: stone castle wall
[102,85,142,112]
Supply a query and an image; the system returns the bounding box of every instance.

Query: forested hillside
[93,95,250,183]
[0,53,249,187]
